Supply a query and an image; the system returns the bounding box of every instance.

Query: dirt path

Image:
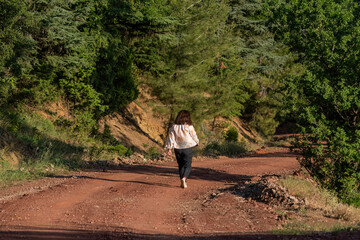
[0,149,357,239]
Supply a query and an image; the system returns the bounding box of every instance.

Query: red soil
[0,148,358,239]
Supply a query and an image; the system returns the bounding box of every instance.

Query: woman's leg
[174,149,185,179]
[182,148,193,179]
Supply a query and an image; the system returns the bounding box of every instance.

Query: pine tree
[0,0,27,103]
[144,0,250,125]
[0,0,154,118]
[228,0,293,135]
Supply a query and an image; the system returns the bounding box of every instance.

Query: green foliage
[248,103,279,136]
[1,0,293,137]
[1,0,141,124]
[144,146,161,160]
[0,107,134,186]
[267,0,360,206]
[228,0,294,136]
[101,124,119,146]
[203,140,248,157]
[0,77,17,104]
[141,0,250,123]
[105,145,132,156]
[224,126,239,142]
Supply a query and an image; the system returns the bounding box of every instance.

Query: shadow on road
[246,151,300,158]
[0,226,358,240]
[50,163,252,187]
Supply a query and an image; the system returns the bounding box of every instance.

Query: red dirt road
[0,149,357,239]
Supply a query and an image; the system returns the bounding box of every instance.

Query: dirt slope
[97,85,260,153]
[0,149,359,240]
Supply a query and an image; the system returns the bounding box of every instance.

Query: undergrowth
[203,140,248,157]
[0,107,132,188]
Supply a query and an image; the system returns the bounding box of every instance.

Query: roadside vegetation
[267,0,360,207]
[273,174,360,234]
[0,107,132,188]
[202,127,249,157]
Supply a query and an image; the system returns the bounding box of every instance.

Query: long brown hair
[174,110,193,125]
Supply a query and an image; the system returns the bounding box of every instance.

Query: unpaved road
[0,149,358,239]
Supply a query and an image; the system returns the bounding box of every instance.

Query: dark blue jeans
[174,148,193,179]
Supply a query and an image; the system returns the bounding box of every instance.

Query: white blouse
[165,124,199,149]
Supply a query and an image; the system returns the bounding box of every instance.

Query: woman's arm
[189,125,199,145]
[165,125,175,151]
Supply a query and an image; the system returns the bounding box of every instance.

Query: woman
[165,110,199,188]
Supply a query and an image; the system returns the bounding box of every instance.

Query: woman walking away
[165,110,199,189]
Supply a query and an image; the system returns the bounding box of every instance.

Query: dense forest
[0,0,359,206]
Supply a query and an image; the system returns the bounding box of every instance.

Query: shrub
[144,146,161,160]
[295,128,360,207]
[105,145,132,156]
[224,126,238,142]
[203,141,247,157]
[102,124,119,146]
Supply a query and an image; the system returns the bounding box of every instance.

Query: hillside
[98,85,260,153]
[0,83,260,162]
[0,81,263,188]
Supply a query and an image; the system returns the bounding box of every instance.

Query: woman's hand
[167,149,172,156]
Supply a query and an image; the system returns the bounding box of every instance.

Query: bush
[295,128,360,207]
[105,145,133,156]
[144,146,161,160]
[0,77,17,104]
[203,141,247,157]
[89,144,133,161]
[102,124,119,146]
[224,126,238,142]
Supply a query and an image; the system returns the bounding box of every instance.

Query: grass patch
[273,221,359,235]
[279,175,360,223]
[0,143,70,187]
[0,160,64,188]
[272,174,360,234]
[272,221,313,235]
[0,106,133,187]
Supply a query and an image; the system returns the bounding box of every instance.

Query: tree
[228,0,294,136]
[1,0,163,125]
[267,0,360,205]
[143,0,250,125]
[0,0,27,103]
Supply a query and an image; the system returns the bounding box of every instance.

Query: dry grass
[278,175,360,224]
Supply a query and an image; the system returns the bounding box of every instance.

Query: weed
[102,124,119,145]
[0,154,67,188]
[106,145,132,156]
